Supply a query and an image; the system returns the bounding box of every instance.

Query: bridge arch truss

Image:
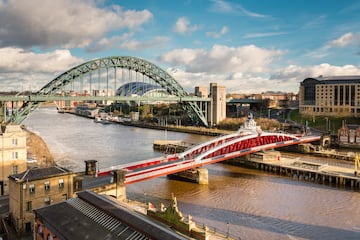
[8,56,208,125]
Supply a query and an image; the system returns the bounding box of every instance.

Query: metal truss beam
[7,56,209,126]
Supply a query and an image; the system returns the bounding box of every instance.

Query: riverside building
[0,124,27,195]
[8,166,74,234]
[299,75,360,116]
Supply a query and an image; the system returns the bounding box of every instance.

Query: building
[338,123,360,146]
[0,124,27,195]
[299,76,360,116]
[194,86,208,98]
[8,166,74,234]
[34,190,189,240]
[208,83,226,126]
[7,159,127,235]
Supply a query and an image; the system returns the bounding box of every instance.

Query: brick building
[0,124,27,195]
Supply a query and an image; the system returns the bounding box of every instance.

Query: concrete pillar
[114,170,127,201]
[0,102,6,123]
[168,168,208,185]
[197,168,209,185]
[84,160,98,176]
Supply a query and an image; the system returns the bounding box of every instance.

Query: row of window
[300,106,360,114]
[26,193,68,212]
[27,179,65,194]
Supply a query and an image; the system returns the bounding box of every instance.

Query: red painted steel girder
[201,134,294,159]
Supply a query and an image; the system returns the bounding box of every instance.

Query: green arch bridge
[0,56,210,126]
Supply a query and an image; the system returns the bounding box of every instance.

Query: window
[44,197,51,205]
[12,138,18,146]
[12,165,18,174]
[62,194,68,201]
[29,184,35,194]
[12,152,18,160]
[26,201,32,212]
[44,181,50,191]
[58,179,64,189]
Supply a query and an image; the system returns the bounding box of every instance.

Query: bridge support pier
[114,170,127,201]
[197,168,209,185]
[0,102,6,123]
[168,168,208,185]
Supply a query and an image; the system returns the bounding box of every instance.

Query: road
[0,195,8,218]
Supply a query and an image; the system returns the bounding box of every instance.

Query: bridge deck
[106,132,321,185]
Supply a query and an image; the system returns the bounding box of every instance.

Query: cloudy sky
[1,0,360,94]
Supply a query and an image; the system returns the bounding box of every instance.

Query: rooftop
[34,190,190,240]
[302,75,360,85]
[9,166,72,182]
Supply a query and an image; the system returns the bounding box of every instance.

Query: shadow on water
[208,163,359,192]
[127,191,360,240]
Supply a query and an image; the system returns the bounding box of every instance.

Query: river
[24,107,360,240]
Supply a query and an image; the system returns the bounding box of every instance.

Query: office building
[299,76,360,116]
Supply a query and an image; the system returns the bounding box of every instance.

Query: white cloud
[210,0,269,18]
[326,32,358,48]
[243,31,288,39]
[0,0,153,49]
[173,17,201,35]
[206,26,229,38]
[119,36,170,51]
[169,62,360,94]
[86,32,170,52]
[161,44,360,94]
[0,47,83,91]
[302,15,327,29]
[305,32,360,59]
[159,44,284,73]
[274,63,360,79]
[269,63,360,92]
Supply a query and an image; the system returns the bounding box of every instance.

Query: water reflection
[25,107,360,240]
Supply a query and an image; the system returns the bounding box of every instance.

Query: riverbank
[69,110,233,136]
[25,128,55,167]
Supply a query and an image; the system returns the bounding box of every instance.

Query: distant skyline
[0,0,359,94]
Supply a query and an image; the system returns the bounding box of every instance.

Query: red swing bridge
[98,117,321,184]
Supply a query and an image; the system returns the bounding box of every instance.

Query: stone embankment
[25,129,55,167]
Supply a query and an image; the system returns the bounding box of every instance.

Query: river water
[24,107,360,240]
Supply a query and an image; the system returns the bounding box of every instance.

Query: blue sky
[0,0,359,94]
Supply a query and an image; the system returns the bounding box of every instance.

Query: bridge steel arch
[179,131,320,163]
[9,56,208,126]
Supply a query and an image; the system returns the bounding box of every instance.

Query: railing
[0,95,210,102]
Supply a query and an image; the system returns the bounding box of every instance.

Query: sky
[0,0,360,94]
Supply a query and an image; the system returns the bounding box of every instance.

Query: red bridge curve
[98,127,321,185]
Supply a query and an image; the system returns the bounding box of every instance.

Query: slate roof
[9,166,71,182]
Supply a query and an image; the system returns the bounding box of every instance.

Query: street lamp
[226,221,229,237]
[324,117,329,132]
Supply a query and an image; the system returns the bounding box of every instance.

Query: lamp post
[226,221,229,237]
[1,132,3,195]
[324,117,329,132]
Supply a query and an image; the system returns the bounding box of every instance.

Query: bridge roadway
[98,128,321,185]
